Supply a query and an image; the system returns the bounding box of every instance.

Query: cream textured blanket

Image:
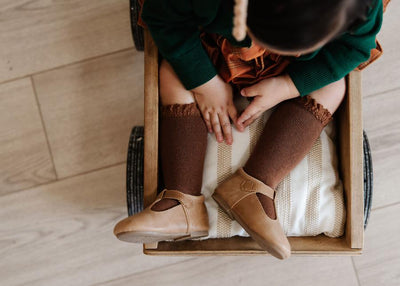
[198,99,346,239]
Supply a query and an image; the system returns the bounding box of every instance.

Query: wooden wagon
[124,0,374,256]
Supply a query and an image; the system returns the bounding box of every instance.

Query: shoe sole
[116,230,209,244]
[212,192,290,260]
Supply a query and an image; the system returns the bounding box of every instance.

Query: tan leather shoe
[212,168,291,259]
[113,189,209,243]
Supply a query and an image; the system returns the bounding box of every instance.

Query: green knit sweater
[141,0,383,96]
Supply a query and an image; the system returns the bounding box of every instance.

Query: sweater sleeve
[141,0,219,90]
[286,0,383,96]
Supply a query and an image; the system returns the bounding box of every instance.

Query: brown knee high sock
[243,95,333,219]
[151,102,208,211]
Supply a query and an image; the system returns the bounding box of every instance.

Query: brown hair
[246,0,374,52]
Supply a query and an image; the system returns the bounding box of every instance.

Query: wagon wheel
[126,126,144,216]
[363,130,373,229]
[126,126,374,229]
[129,0,144,51]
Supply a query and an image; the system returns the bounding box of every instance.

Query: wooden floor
[0,1,399,285]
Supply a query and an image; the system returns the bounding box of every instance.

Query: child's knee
[309,77,346,114]
[332,77,346,102]
[159,60,195,106]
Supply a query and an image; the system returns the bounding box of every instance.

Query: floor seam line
[363,85,400,98]
[0,47,135,85]
[0,161,126,198]
[371,201,400,211]
[351,257,362,286]
[30,76,59,180]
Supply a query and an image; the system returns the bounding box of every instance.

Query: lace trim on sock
[161,102,201,117]
[296,95,333,126]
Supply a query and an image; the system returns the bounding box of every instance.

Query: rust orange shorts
[199,32,291,91]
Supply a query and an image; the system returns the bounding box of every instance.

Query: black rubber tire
[363,130,373,229]
[126,126,144,216]
[130,0,144,51]
[125,125,374,229]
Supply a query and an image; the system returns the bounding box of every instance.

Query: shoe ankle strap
[238,168,276,199]
[160,189,204,208]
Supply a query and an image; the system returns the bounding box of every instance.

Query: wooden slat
[143,30,159,208]
[102,255,359,286]
[0,0,133,83]
[0,78,56,194]
[363,88,400,208]
[0,164,192,285]
[353,204,400,286]
[362,0,400,96]
[338,71,364,250]
[144,235,361,256]
[33,50,144,178]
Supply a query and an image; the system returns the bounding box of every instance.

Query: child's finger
[242,111,263,129]
[211,112,223,143]
[218,112,233,145]
[237,103,259,130]
[227,104,238,121]
[227,104,241,132]
[202,111,213,133]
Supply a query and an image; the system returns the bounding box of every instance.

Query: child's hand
[192,75,240,145]
[236,74,300,131]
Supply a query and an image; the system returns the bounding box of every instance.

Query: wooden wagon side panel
[143,29,159,209]
[338,71,364,250]
[142,32,364,255]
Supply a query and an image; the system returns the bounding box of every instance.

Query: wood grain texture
[363,88,400,209]
[338,71,364,249]
[353,204,400,286]
[0,78,55,194]
[33,49,144,178]
[0,164,190,286]
[362,0,400,96]
[144,234,362,256]
[0,0,133,83]
[100,256,359,286]
[143,30,159,208]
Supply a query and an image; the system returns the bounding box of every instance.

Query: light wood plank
[101,256,358,286]
[144,234,362,256]
[0,78,55,194]
[143,30,159,208]
[33,49,144,178]
[353,204,400,286]
[362,0,400,96]
[0,0,133,83]
[363,88,400,209]
[0,164,190,286]
[338,71,364,249]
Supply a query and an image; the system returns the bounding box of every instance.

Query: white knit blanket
[198,98,346,239]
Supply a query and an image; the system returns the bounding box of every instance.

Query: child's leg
[151,60,208,211]
[243,78,346,219]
